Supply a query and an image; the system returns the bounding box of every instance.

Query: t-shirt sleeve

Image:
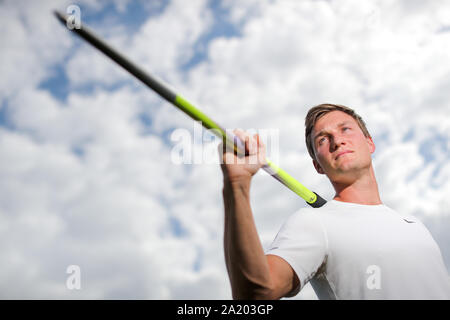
[265,209,328,293]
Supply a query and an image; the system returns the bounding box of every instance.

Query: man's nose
[330,134,345,150]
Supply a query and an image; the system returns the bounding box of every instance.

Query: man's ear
[313,159,325,175]
[366,136,376,154]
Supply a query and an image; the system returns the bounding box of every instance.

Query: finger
[256,134,266,153]
[255,134,267,164]
[233,129,248,145]
[220,133,238,155]
[248,134,259,155]
[232,129,250,156]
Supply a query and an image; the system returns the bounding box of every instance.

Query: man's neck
[331,166,382,205]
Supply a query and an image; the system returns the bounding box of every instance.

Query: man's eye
[319,137,327,145]
[343,127,350,132]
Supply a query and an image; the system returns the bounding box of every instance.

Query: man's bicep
[266,254,300,299]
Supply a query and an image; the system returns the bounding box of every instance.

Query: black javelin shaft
[54,10,326,208]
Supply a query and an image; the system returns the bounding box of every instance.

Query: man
[219,103,450,300]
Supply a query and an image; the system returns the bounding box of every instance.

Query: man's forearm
[223,177,273,299]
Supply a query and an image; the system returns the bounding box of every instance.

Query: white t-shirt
[266,200,450,299]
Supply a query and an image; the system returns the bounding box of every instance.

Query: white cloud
[131,0,212,77]
[0,0,74,99]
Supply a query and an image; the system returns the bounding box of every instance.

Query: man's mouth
[335,150,353,160]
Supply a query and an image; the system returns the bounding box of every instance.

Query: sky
[0,0,449,299]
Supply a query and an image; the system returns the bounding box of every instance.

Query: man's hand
[218,129,267,183]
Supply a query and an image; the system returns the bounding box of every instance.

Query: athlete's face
[311,111,375,183]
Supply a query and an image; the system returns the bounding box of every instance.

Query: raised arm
[219,130,299,299]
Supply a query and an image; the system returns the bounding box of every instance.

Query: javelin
[54,10,326,208]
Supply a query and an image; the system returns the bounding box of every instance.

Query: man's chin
[326,166,361,182]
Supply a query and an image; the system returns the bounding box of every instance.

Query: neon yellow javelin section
[174,95,224,133]
[174,94,240,154]
[266,160,318,204]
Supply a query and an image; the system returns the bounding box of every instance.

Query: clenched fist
[218,129,267,183]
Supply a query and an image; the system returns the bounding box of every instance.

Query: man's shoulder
[277,206,327,238]
[286,205,329,225]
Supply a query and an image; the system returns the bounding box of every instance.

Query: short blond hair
[305,104,371,160]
